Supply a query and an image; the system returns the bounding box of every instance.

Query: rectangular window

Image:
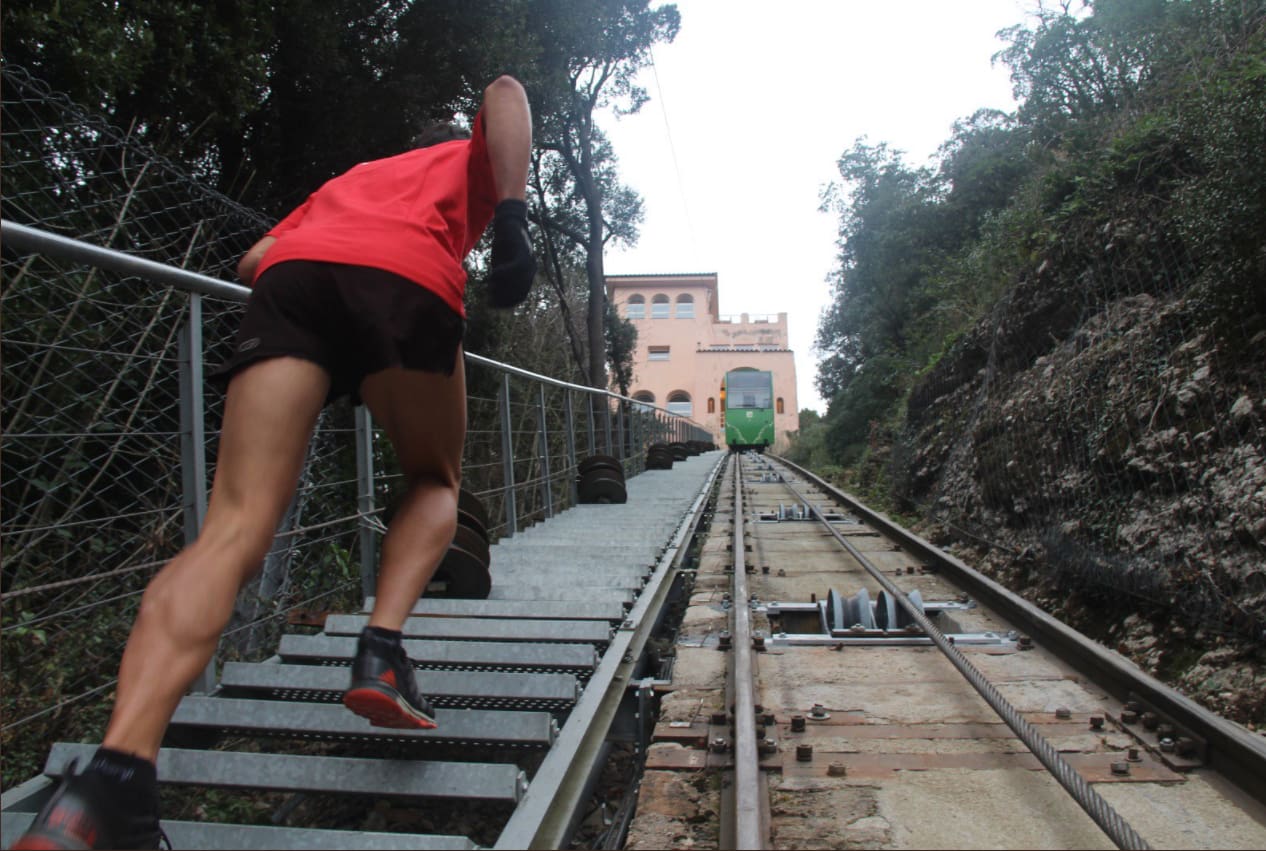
[648,346,670,361]
[676,302,694,318]
[651,301,670,318]
[626,303,645,319]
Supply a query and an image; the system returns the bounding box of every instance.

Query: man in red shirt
[14,75,535,850]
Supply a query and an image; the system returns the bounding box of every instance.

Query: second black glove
[486,199,537,309]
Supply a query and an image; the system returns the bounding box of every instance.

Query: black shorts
[209,260,464,405]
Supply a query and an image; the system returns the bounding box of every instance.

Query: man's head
[412,122,471,149]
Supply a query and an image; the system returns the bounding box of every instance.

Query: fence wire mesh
[0,63,708,791]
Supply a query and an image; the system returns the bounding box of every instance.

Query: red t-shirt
[255,112,496,317]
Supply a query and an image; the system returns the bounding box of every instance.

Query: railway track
[628,452,1266,850]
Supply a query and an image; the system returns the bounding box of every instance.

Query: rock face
[897,280,1266,725]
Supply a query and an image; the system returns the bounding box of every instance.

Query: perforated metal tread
[222,660,579,710]
[485,583,640,601]
[1,813,477,850]
[364,598,627,622]
[47,743,526,802]
[254,637,595,673]
[170,697,556,746]
[322,614,612,645]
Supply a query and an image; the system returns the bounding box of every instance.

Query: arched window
[675,294,695,318]
[651,294,670,319]
[707,397,716,414]
[666,390,692,417]
[626,294,645,319]
[632,390,655,412]
[776,397,785,414]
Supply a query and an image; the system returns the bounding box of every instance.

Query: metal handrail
[1,219,701,425]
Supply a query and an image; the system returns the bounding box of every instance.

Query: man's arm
[237,236,276,285]
[481,75,532,202]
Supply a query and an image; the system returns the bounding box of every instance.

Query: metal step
[222,660,579,710]
[485,583,641,601]
[265,637,595,673]
[46,743,526,802]
[170,697,556,747]
[1,813,478,850]
[321,615,612,645]
[364,598,626,622]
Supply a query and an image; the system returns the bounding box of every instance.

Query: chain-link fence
[0,63,710,790]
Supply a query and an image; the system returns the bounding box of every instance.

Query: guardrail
[0,220,712,788]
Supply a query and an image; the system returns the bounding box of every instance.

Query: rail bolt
[718,631,732,650]
[1159,737,1176,753]
[796,744,814,762]
[1141,712,1160,731]
[1126,747,1142,763]
[1018,636,1034,650]
[1055,707,1072,720]
[710,711,728,726]
[790,715,807,733]
[752,634,766,651]
[1120,710,1139,725]
[710,737,729,754]
[1089,716,1105,731]
[809,704,830,720]
[1156,723,1175,739]
[761,712,776,726]
[759,738,778,756]
[762,564,771,574]
[827,762,848,777]
[1111,762,1131,776]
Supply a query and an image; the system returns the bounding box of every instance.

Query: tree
[529,0,680,388]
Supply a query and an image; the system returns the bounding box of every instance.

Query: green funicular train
[722,368,774,452]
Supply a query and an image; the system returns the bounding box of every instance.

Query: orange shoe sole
[343,685,437,730]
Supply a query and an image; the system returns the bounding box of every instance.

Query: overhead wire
[646,44,699,259]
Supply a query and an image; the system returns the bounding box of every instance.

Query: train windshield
[726,372,772,409]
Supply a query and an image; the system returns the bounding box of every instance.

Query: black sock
[365,625,403,643]
[86,748,158,812]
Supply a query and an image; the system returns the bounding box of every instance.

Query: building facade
[607,273,799,452]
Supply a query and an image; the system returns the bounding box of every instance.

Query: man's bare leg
[101,357,330,760]
[358,356,467,629]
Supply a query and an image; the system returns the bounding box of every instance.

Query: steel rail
[728,455,764,849]
[767,457,1149,850]
[775,454,1266,809]
[492,452,727,850]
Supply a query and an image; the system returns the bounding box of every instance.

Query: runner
[13,74,536,851]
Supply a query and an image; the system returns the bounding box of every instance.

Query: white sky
[602,0,1030,414]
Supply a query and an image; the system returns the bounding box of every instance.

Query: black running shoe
[11,760,165,850]
[342,627,437,729]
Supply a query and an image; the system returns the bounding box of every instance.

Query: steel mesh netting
[0,64,359,787]
[895,224,1266,641]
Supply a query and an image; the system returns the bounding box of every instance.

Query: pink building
[606,273,800,451]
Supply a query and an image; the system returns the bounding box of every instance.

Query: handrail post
[178,294,214,694]
[355,405,377,599]
[615,399,626,464]
[538,384,553,518]
[564,389,578,506]
[500,373,518,536]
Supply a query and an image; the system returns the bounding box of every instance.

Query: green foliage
[813,0,1266,496]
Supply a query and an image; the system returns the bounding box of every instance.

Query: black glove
[486,199,537,308]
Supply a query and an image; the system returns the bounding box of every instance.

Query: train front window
[726,373,772,409]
